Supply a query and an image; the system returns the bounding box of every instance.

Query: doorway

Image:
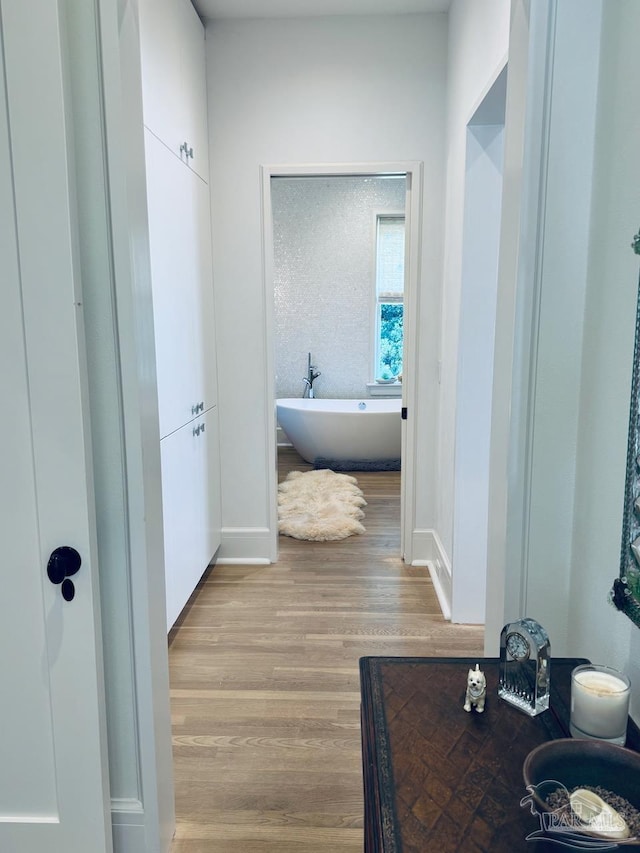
[261,162,423,563]
[452,67,507,623]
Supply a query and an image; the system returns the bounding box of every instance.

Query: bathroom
[271,173,406,466]
[272,174,406,401]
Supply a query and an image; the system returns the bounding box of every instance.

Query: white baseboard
[410,528,452,620]
[409,528,435,562]
[276,425,292,446]
[112,824,146,853]
[216,525,453,616]
[427,561,452,621]
[218,527,275,563]
[111,801,149,853]
[216,557,271,565]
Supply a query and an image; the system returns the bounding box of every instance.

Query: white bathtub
[276,398,402,463]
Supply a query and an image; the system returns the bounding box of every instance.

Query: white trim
[260,168,280,564]
[261,161,423,569]
[111,801,146,853]
[219,527,274,563]
[276,425,292,445]
[400,165,423,564]
[366,381,402,397]
[110,800,144,824]
[112,826,146,853]
[452,102,506,626]
[410,527,449,563]
[485,0,556,654]
[96,0,176,847]
[410,527,436,561]
[263,161,412,178]
[409,528,452,620]
[215,557,272,566]
[427,564,452,622]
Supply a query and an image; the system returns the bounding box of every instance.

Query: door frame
[88,1,177,849]
[260,161,423,562]
[451,66,507,625]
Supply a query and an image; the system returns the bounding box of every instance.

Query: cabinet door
[178,0,210,182]
[138,0,183,155]
[160,420,199,631]
[139,0,209,181]
[192,171,218,410]
[145,129,199,437]
[146,130,216,435]
[198,405,222,563]
[160,407,221,631]
[189,407,221,584]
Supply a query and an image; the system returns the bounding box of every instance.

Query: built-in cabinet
[160,408,221,629]
[139,0,221,631]
[138,0,209,181]
[144,130,217,439]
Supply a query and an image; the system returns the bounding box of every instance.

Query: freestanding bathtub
[276,398,402,463]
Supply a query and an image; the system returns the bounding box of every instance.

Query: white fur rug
[278,469,367,541]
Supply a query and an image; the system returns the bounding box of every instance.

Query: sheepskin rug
[278,469,367,541]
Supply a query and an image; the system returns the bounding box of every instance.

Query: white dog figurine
[463,664,486,713]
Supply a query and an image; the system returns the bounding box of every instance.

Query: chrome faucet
[302,352,321,398]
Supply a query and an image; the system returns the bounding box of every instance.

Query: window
[375,214,405,379]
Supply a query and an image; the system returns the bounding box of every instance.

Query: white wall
[206,14,447,559]
[566,0,640,716]
[486,0,606,653]
[518,0,604,653]
[486,0,640,725]
[438,0,510,573]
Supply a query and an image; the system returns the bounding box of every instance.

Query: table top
[359,656,638,853]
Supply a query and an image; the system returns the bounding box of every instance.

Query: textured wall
[272,175,406,399]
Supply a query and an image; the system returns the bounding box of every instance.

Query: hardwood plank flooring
[169,447,484,852]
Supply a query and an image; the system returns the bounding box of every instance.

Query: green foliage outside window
[378,303,403,377]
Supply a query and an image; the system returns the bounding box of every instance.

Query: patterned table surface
[359,657,600,853]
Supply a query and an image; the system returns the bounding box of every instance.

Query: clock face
[506,631,530,662]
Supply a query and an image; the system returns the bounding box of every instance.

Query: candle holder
[570,664,631,745]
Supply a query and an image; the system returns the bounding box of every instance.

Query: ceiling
[192,0,451,21]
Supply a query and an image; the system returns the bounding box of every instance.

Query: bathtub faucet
[302,352,321,398]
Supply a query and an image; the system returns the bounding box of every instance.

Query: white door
[0,1,112,851]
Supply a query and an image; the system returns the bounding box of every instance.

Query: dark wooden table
[359,656,638,852]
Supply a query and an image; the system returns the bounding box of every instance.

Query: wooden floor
[168,448,484,852]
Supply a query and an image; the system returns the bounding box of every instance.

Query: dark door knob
[47,546,81,601]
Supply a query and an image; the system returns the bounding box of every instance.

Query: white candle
[571,667,630,740]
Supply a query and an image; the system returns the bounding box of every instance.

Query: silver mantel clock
[498,618,550,716]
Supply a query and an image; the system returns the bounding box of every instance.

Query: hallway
[168,449,484,851]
